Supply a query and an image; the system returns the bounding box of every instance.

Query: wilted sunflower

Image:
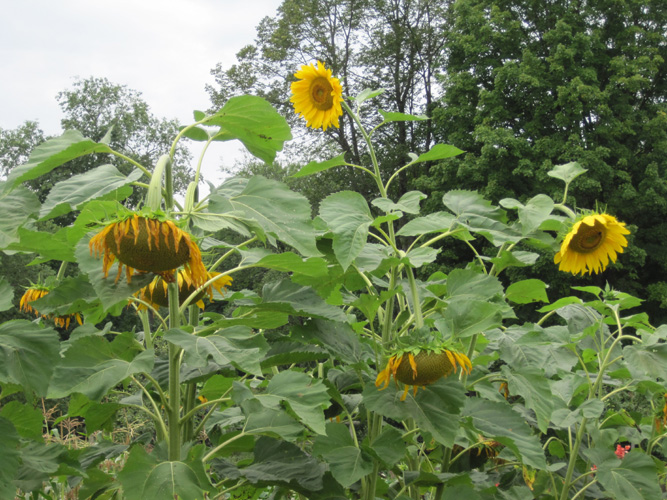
[135,270,232,310]
[19,286,82,329]
[290,61,343,131]
[89,214,207,286]
[554,212,630,275]
[376,348,472,401]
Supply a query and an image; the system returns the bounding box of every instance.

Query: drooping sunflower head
[375,348,472,401]
[89,213,207,286]
[19,286,82,329]
[135,270,233,310]
[554,212,630,275]
[290,61,343,131]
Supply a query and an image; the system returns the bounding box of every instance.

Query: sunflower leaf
[291,153,347,178]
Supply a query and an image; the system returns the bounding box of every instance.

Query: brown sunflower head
[135,271,233,310]
[89,214,207,286]
[375,348,472,401]
[19,286,82,329]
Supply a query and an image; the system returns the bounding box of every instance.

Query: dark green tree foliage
[421,0,667,318]
[0,121,45,178]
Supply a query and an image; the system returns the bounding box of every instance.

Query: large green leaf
[49,332,154,401]
[292,319,374,366]
[547,161,587,185]
[14,441,81,493]
[39,164,142,220]
[368,426,407,467]
[292,153,347,178]
[313,422,375,487]
[253,280,348,322]
[501,366,553,433]
[0,184,40,248]
[117,445,212,500]
[27,274,97,317]
[396,212,457,237]
[6,130,114,189]
[436,297,504,339]
[319,191,373,270]
[405,378,466,447]
[239,437,327,490]
[207,176,319,256]
[446,269,504,300]
[463,398,546,469]
[164,326,269,376]
[443,190,506,219]
[0,279,14,312]
[0,320,60,396]
[256,371,331,434]
[241,400,305,441]
[583,449,661,500]
[506,279,549,304]
[412,144,464,165]
[7,227,76,262]
[623,343,667,382]
[203,95,292,163]
[240,250,329,278]
[0,417,21,498]
[372,191,426,215]
[0,401,43,440]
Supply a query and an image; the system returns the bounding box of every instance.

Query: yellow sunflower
[290,61,343,131]
[19,286,82,329]
[375,349,472,401]
[89,214,207,287]
[135,270,232,310]
[554,212,630,275]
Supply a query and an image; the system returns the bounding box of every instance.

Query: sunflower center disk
[310,77,334,110]
[569,220,607,254]
[395,352,453,386]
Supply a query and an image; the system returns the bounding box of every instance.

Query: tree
[419,0,667,320]
[0,121,45,178]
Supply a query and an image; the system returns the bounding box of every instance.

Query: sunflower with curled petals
[376,347,472,401]
[290,61,343,131]
[20,286,82,329]
[135,270,232,310]
[554,212,630,275]
[89,212,207,287]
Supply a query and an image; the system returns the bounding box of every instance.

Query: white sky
[0,0,284,189]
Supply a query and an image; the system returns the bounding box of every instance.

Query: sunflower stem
[554,203,577,220]
[405,266,424,329]
[167,277,182,461]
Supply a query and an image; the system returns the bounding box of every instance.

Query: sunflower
[554,212,630,275]
[19,286,82,329]
[290,61,343,131]
[135,270,232,310]
[89,213,207,286]
[376,348,472,401]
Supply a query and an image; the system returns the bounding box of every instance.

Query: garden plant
[0,61,665,500]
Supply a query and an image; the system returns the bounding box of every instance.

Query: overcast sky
[0,0,284,187]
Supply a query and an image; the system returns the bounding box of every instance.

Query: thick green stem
[167,278,182,460]
[559,417,588,500]
[434,447,453,500]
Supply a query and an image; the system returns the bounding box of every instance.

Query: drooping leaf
[623,344,667,382]
[39,164,142,220]
[255,280,348,322]
[241,400,305,442]
[436,297,504,339]
[396,212,457,237]
[203,95,292,163]
[164,326,268,376]
[372,191,426,215]
[117,445,212,500]
[291,153,347,178]
[506,279,549,304]
[240,250,329,278]
[0,184,40,248]
[313,422,375,487]
[6,130,114,189]
[443,190,505,219]
[0,401,44,440]
[260,341,329,369]
[0,279,14,312]
[463,398,546,469]
[319,191,373,270]
[501,366,553,433]
[490,250,540,274]
[0,417,22,499]
[49,332,154,401]
[368,426,406,467]
[27,274,97,317]
[256,371,331,434]
[208,176,319,256]
[379,110,429,123]
[8,227,76,262]
[0,320,60,396]
[292,319,374,366]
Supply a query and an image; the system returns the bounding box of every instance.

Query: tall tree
[0,121,45,178]
[421,0,667,318]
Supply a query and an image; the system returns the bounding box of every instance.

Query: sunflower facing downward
[89,213,207,287]
[290,61,343,131]
[135,271,232,310]
[376,348,472,401]
[554,212,630,275]
[20,286,82,329]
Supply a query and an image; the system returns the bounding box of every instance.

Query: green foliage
[0,56,665,500]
